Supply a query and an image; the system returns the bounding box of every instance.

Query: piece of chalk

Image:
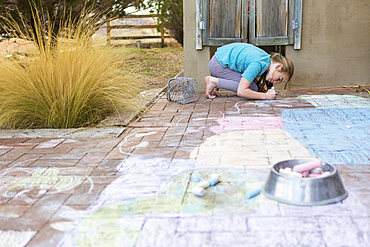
[279,168,302,178]
[271,86,275,90]
[310,167,323,174]
[320,171,331,178]
[192,187,205,197]
[308,173,322,178]
[284,167,292,171]
[193,174,200,183]
[210,173,219,179]
[196,180,210,189]
[293,159,322,173]
[245,188,261,199]
[208,176,220,186]
[301,170,309,178]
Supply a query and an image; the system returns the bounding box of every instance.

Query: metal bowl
[262,159,348,206]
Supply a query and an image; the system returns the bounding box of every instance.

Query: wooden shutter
[196,0,248,49]
[249,0,302,49]
[196,0,302,49]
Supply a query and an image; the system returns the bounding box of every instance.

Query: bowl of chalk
[262,158,348,206]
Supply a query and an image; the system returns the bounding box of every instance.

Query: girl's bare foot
[205,76,219,99]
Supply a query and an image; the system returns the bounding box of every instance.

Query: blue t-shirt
[215,43,271,82]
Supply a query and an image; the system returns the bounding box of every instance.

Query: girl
[205,43,294,100]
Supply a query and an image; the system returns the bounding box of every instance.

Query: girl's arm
[237,77,277,100]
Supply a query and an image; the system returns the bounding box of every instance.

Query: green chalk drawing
[182,203,204,213]
[58,167,272,247]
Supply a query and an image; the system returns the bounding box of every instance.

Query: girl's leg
[209,56,241,92]
[209,56,258,92]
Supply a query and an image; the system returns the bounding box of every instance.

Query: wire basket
[167,77,199,104]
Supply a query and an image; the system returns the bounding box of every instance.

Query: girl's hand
[265,89,278,100]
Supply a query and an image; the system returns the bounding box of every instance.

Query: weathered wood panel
[210,0,242,38]
[257,0,288,37]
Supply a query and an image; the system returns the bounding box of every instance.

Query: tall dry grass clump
[0,6,142,129]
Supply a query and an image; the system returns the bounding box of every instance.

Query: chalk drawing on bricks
[1,167,84,204]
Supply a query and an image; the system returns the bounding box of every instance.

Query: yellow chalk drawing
[1,168,83,201]
[190,129,312,168]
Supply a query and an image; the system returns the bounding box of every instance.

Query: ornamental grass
[0,7,142,129]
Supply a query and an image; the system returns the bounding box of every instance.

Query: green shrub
[0,7,142,129]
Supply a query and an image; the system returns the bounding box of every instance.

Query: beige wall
[183,0,211,92]
[286,0,370,89]
[184,0,370,92]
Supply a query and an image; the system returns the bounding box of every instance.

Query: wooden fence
[106,15,170,47]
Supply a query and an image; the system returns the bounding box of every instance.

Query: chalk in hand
[271,86,275,90]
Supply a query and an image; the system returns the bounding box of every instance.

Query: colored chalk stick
[208,176,219,186]
[308,173,322,178]
[192,174,200,183]
[293,159,322,173]
[301,170,309,177]
[245,188,261,199]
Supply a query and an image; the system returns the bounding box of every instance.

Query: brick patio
[1,87,370,247]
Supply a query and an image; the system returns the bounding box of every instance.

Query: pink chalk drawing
[210,116,283,134]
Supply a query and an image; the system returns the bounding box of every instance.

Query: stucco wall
[286,0,370,89]
[184,0,370,92]
[183,0,210,92]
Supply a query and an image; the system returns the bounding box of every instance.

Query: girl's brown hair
[257,53,294,92]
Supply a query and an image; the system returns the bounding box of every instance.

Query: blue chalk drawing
[282,104,370,165]
[298,95,370,108]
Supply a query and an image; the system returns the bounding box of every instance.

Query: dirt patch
[98,46,184,127]
[125,46,184,89]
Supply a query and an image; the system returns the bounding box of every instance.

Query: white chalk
[310,167,323,174]
[192,187,205,197]
[210,173,220,180]
[320,171,331,178]
[279,168,302,178]
[284,167,292,171]
[271,86,275,90]
[196,180,210,189]
[293,159,322,173]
